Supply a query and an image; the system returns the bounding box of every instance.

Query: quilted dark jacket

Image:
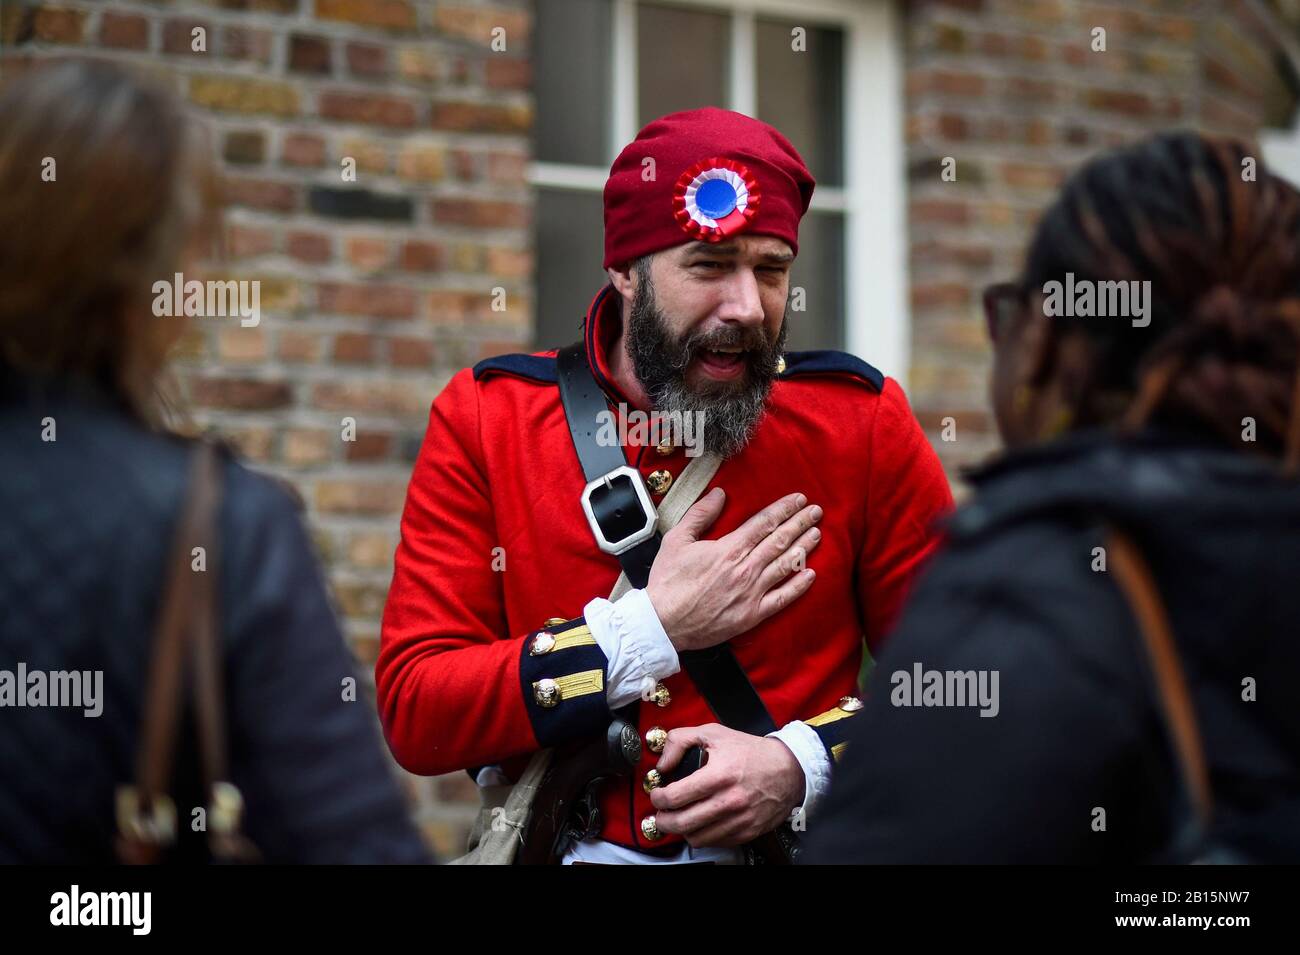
[0,372,429,863]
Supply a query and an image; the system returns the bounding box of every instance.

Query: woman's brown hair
[0,59,220,423]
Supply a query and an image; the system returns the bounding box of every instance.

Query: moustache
[672,326,777,365]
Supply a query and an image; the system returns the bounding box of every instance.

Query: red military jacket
[377,282,953,851]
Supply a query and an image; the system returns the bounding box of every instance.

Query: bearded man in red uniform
[377,107,953,864]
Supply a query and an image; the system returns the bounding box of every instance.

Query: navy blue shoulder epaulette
[472,349,884,391]
[779,349,885,392]
[472,353,559,384]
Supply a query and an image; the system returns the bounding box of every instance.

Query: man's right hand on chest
[646,488,822,653]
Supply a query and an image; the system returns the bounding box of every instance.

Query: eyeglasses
[982,281,1026,343]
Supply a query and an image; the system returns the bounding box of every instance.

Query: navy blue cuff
[518,616,613,748]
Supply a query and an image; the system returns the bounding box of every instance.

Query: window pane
[535,188,609,349]
[756,19,844,187]
[638,3,730,126]
[536,0,611,165]
[784,211,844,351]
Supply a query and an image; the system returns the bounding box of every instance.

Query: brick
[477,339,529,362]
[934,113,970,140]
[431,100,531,133]
[163,19,210,55]
[282,132,326,167]
[348,531,396,569]
[1083,88,1152,117]
[316,0,417,31]
[283,428,333,466]
[309,186,413,222]
[432,198,529,229]
[223,130,266,165]
[910,240,994,270]
[318,282,416,319]
[278,329,321,362]
[190,76,299,116]
[216,327,268,363]
[287,230,332,263]
[289,34,332,74]
[320,90,418,128]
[348,633,381,668]
[100,12,149,50]
[334,331,377,363]
[448,242,484,272]
[346,236,391,271]
[396,47,441,84]
[425,289,479,323]
[434,5,530,49]
[400,240,445,272]
[338,136,389,174]
[389,336,435,368]
[222,25,273,63]
[32,7,84,43]
[315,479,408,515]
[226,223,277,258]
[334,581,390,619]
[450,148,477,180]
[223,177,298,213]
[344,431,393,461]
[1001,162,1064,191]
[485,57,531,90]
[312,380,428,415]
[346,42,389,77]
[487,246,532,279]
[909,70,986,98]
[397,143,446,182]
[911,198,970,226]
[911,283,971,312]
[486,150,527,183]
[190,376,292,410]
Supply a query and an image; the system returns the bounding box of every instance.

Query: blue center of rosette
[695,177,738,220]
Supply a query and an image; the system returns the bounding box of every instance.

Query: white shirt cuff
[583,588,680,709]
[767,720,832,823]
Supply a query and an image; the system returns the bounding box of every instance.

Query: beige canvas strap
[608,452,723,602]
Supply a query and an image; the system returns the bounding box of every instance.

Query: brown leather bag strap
[117,437,254,863]
[1106,528,1213,829]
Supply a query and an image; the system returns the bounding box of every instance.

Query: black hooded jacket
[0,374,429,863]
[804,430,1300,864]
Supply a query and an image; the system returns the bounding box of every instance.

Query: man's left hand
[649,723,804,847]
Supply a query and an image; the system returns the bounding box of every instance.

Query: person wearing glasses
[804,132,1300,863]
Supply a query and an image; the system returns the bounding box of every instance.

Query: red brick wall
[902,0,1300,477]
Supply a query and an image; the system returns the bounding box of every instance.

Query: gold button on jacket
[646,469,673,494]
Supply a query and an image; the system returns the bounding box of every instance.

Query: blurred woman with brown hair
[0,60,428,863]
[806,132,1300,863]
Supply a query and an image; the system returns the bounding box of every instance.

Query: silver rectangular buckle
[579,465,658,555]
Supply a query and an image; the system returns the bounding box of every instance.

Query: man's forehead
[673,237,795,260]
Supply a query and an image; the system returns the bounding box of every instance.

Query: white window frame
[528,0,910,385]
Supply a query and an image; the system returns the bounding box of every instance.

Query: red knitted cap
[602,107,816,270]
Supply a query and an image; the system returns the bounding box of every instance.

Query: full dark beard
[625,267,787,459]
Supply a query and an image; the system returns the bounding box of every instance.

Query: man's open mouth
[694,346,747,379]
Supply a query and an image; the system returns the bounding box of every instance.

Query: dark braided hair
[1022,132,1300,469]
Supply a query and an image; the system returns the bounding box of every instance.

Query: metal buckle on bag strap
[579,465,658,555]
